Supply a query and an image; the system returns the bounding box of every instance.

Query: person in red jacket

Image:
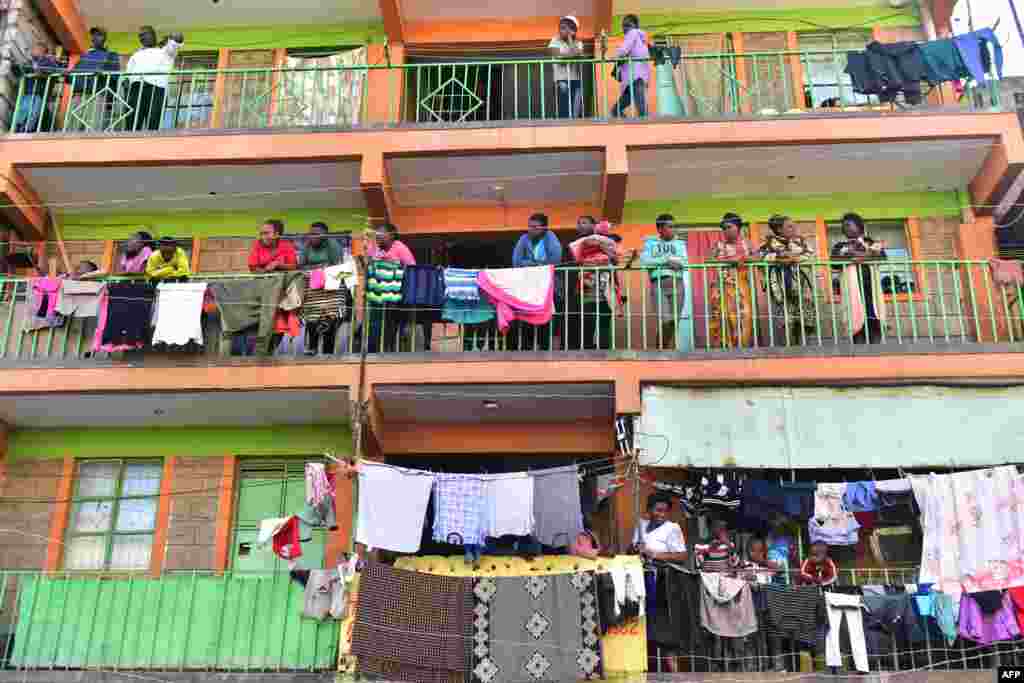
[798,541,838,586]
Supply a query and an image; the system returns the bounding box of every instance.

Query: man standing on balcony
[641,213,689,351]
[549,16,585,119]
[67,27,120,132]
[610,14,650,118]
[510,213,562,350]
[126,26,184,132]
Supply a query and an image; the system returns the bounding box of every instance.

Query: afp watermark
[999,667,1024,680]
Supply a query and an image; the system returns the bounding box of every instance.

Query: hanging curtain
[685,230,723,350]
[669,34,730,117]
[277,47,367,127]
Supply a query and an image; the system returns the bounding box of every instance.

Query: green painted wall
[613,4,920,36]
[59,209,368,240]
[8,425,353,462]
[621,191,962,224]
[12,574,338,669]
[104,22,385,55]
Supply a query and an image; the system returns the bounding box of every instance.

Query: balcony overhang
[4,113,1017,234]
[0,389,351,429]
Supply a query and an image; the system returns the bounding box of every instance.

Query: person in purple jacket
[611,14,650,118]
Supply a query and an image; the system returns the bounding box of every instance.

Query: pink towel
[477,265,555,334]
[309,268,326,290]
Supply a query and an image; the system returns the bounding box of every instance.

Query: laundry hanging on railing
[151,282,207,346]
[23,277,64,331]
[55,280,104,319]
[477,265,555,334]
[442,267,496,324]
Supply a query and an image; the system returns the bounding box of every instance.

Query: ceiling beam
[378,0,406,44]
[602,144,628,223]
[594,0,615,37]
[0,164,48,241]
[35,0,88,55]
[970,128,1024,216]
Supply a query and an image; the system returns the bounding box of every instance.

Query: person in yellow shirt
[145,237,191,281]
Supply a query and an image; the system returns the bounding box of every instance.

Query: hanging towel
[920,38,970,82]
[303,568,345,621]
[210,276,286,337]
[99,282,155,348]
[305,463,333,506]
[443,267,482,301]
[477,265,555,334]
[608,564,645,618]
[959,591,1020,645]
[366,259,405,306]
[24,277,64,331]
[257,517,292,545]
[309,268,326,290]
[699,572,758,638]
[954,28,1005,83]
[485,472,534,538]
[442,298,496,324]
[532,465,583,548]
[356,462,435,553]
[272,516,303,560]
[432,473,487,546]
[55,280,104,318]
[324,262,357,292]
[991,258,1024,288]
[151,282,207,346]
[400,264,444,323]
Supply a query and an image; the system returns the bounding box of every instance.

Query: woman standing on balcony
[610,14,650,118]
[549,16,585,119]
[759,215,816,345]
[79,231,154,280]
[830,212,887,344]
[707,213,755,349]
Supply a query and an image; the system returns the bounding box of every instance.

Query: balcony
[0,259,1020,366]
[7,49,1002,136]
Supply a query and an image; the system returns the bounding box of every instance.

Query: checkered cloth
[432,474,487,546]
[353,562,474,683]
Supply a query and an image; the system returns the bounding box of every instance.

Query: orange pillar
[213,454,237,573]
[366,43,404,126]
[149,456,176,577]
[45,455,75,571]
[955,217,1002,341]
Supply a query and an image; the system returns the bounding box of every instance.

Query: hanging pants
[825,592,869,673]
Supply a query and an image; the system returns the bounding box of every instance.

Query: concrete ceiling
[387,151,604,207]
[626,138,993,200]
[374,383,614,424]
[20,162,364,214]
[401,0,593,21]
[0,390,351,428]
[79,0,382,32]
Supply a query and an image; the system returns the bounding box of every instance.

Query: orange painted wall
[381,421,615,454]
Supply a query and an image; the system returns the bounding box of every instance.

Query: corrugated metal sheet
[639,385,1024,469]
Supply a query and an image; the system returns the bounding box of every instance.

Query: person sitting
[301,221,342,267]
[249,219,298,273]
[13,42,63,133]
[798,541,838,586]
[145,237,191,281]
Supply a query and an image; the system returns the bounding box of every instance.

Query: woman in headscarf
[759,215,816,345]
[708,213,756,348]
[830,212,887,343]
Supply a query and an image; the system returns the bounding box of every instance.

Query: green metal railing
[1,259,1022,362]
[0,570,339,671]
[9,48,1002,134]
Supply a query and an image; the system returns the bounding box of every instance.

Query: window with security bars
[232,458,329,571]
[163,51,219,129]
[827,219,917,295]
[64,460,162,570]
[798,31,872,108]
[661,34,738,117]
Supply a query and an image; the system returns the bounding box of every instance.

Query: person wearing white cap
[549,16,585,118]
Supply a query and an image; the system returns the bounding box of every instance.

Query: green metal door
[232,459,327,571]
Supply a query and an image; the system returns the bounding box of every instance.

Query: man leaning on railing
[67,27,120,132]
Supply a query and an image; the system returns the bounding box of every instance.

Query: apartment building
[0,0,1019,677]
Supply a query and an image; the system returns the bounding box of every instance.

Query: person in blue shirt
[512,212,562,267]
[640,213,690,351]
[510,213,562,350]
[68,27,121,131]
